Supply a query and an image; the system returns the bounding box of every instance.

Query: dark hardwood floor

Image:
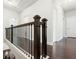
[52,37,76,59]
[14,37,76,59]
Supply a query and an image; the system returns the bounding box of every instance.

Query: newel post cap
[33,15,41,22]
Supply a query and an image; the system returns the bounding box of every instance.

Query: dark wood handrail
[5,22,42,29]
[6,22,34,29]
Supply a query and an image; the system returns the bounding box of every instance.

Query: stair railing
[5,15,49,59]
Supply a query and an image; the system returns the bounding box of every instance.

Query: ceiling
[3,0,76,13]
[55,0,76,11]
[3,0,38,13]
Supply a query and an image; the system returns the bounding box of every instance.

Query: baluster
[11,25,13,43]
[29,26,31,57]
[31,24,32,59]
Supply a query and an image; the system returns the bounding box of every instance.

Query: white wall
[3,8,20,39]
[64,9,76,37]
[19,0,65,44]
[3,0,76,44]
[52,0,76,42]
[3,8,20,27]
[4,0,76,44]
[52,4,64,42]
[20,0,53,45]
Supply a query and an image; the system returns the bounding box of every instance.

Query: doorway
[63,9,76,38]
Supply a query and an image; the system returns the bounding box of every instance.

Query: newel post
[11,25,13,43]
[42,18,48,57]
[33,15,41,59]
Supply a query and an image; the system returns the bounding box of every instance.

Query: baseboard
[66,37,76,39]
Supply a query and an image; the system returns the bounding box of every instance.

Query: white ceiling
[3,0,76,13]
[3,0,38,13]
[55,0,76,11]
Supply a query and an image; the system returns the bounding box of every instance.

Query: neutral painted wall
[19,0,65,44]
[52,0,76,42]
[52,4,64,42]
[20,0,53,45]
[64,9,76,37]
[3,8,20,27]
[4,0,76,44]
[3,8,20,39]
